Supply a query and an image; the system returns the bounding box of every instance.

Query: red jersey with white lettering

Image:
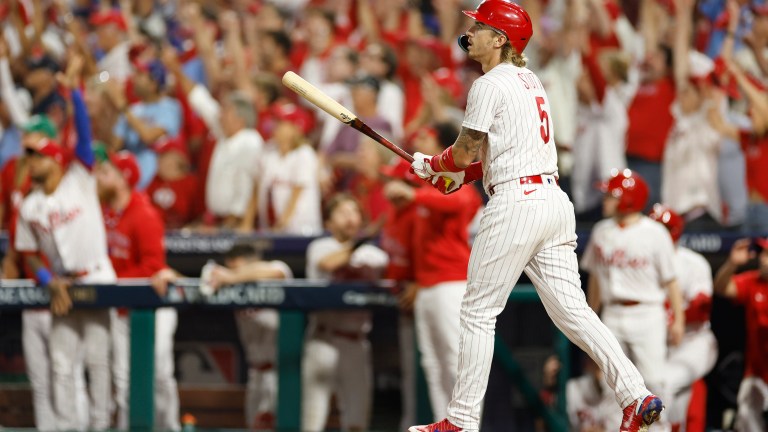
[732,270,768,383]
[145,174,202,230]
[103,191,166,278]
[581,216,676,305]
[15,163,116,283]
[413,185,482,287]
[380,202,417,282]
[626,77,676,163]
[462,64,558,193]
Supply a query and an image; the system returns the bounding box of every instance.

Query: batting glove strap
[431,171,464,194]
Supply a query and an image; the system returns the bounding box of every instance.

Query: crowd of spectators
[1,0,767,242]
[0,0,768,430]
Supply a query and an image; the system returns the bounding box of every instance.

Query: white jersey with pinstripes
[462,63,559,193]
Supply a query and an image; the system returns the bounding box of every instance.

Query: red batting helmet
[600,169,649,213]
[648,204,685,243]
[459,0,533,54]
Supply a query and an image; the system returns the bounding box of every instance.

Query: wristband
[430,146,462,173]
[35,268,53,287]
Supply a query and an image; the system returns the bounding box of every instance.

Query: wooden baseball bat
[282,71,414,163]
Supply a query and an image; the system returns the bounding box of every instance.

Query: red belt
[489,175,559,196]
[613,300,641,306]
[250,362,274,372]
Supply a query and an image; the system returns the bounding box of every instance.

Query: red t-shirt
[349,175,390,225]
[103,191,167,278]
[380,203,417,282]
[739,131,768,202]
[733,270,768,383]
[626,77,676,162]
[413,185,482,287]
[145,174,202,229]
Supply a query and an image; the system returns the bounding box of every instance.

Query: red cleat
[408,418,463,432]
[620,395,664,432]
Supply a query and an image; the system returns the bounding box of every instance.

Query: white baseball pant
[399,313,417,432]
[415,281,466,421]
[50,308,112,430]
[22,309,57,431]
[665,329,718,427]
[735,376,768,432]
[112,308,180,431]
[447,181,649,431]
[23,310,91,431]
[235,308,279,428]
[301,331,372,431]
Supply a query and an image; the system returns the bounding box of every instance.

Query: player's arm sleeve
[117,210,167,277]
[0,58,29,127]
[656,230,677,284]
[305,238,334,279]
[462,80,504,133]
[72,89,95,169]
[413,187,466,214]
[269,260,293,279]
[14,215,38,252]
[580,238,596,272]
[187,84,224,139]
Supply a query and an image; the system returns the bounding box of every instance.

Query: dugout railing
[0,280,570,431]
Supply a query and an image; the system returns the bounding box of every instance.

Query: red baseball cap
[756,237,768,250]
[753,5,768,17]
[272,103,315,135]
[154,136,189,161]
[90,10,128,31]
[431,68,464,102]
[109,151,140,189]
[27,138,67,165]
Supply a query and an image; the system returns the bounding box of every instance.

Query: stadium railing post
[129,309,156,430]
[277,310,305,431]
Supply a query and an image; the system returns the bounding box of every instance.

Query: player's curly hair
[501,43,527,68]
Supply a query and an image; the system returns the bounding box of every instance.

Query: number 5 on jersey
[535,96,551,144]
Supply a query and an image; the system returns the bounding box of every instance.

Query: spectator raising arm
[162,45,225,140]
[0,38,30,127]
[713,238,753,298]
[58,55,95,169]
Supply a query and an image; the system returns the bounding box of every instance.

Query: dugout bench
[0,280,570,431]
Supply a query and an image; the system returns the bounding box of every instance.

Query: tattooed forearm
[451,127,487,168]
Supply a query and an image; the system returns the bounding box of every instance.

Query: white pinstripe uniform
[665,247,717,427]
[446,63,651,431]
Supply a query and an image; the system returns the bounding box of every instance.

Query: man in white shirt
[163,47,264,230]
[91,10,132,82]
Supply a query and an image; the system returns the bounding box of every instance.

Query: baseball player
[385,122,482,422]
[302,193,389,432]
[582,171,685,429]
[15,63,116,430]
[408,2,667,431]
[648,205,718,431]
[95,149,179,431]
[713,237,768,431]
[208,243,293,430]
